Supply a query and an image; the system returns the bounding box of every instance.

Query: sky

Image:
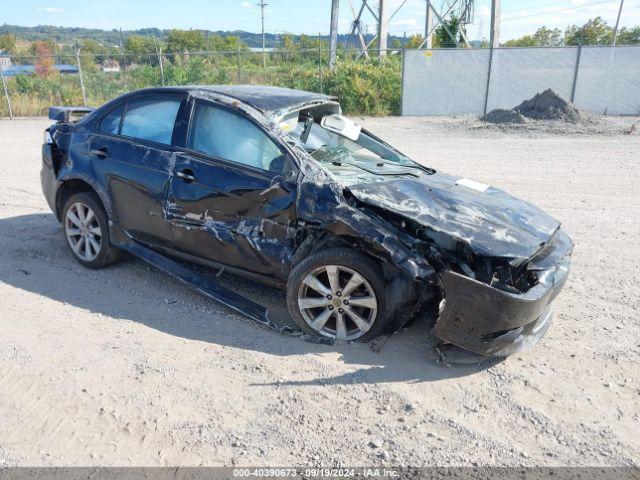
[1,0,639,42]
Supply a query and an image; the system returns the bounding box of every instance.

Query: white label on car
[456,178,489,192]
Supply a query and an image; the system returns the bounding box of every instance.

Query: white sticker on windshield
[456,178,489,192]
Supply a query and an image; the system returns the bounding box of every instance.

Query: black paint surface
[40,86,573,356]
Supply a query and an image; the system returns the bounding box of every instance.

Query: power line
[501,0,600,15]
[474,0,615,19]
[265,0,626,37]
[482,0,620,22]
[267,18,330,27]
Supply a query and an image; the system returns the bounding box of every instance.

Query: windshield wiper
[331,159,420,177]
[368,159,434,174]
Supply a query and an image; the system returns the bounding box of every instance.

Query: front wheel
[286,248,387,341]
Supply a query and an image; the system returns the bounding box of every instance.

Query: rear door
[87,92,187,247]
[165,99,298,278]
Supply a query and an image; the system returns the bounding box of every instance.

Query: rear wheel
[286,248,387,341]
[62,192,120,269]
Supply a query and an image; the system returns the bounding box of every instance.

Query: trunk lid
[48,106,95,124]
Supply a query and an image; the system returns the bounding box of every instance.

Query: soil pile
[482,108,528,124]
[483,89,593,124]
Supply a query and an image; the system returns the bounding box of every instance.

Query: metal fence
[0,48,404,118]
[402,45,640,116]
[2,45,640,118]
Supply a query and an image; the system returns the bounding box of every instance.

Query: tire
[62,192,121,269]
[286,248,387,342]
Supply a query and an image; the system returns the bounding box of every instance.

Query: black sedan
[41,86,572,357]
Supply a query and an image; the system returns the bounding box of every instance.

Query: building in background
[0,56,79,76]
[102,59,121,73]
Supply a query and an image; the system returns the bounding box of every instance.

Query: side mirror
[282,169,297,182]
[269,155,297,181]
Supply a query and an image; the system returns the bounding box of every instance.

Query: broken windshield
[290,119,417,169]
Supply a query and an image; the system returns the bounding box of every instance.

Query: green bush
[1,54,402,117]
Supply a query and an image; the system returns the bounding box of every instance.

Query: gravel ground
[0,116,638,467]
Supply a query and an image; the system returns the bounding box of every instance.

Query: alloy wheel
[297,265,378,341]
[65,202,102,262]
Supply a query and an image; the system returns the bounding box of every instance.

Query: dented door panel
[166,152,297,278]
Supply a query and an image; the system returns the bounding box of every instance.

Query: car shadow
[0,213,498,384]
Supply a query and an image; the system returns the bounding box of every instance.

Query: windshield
[290,118,417,168]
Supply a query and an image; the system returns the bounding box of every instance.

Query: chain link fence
[3,45,639,118]
[0,48,404,118]
[402,45,640,116]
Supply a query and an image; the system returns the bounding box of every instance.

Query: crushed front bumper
[433,229,573,357]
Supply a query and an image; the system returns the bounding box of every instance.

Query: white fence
[401,45,640,116]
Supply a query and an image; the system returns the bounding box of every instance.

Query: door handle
[175,169,195,182]
[89,147,110,158]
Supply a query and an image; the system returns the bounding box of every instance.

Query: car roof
[137,85,335,114]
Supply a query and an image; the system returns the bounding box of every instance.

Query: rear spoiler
[48,106,95,123]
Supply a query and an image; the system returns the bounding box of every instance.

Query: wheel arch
[291,227,443,332]
[55,177,111,222]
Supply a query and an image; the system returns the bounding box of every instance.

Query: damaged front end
[318,159,574,357]
[342,190,573,357]
[434,229,572,356]
[349,199,573,356]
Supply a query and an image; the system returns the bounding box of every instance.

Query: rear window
[98,104,124,135]
[121,97,181,145]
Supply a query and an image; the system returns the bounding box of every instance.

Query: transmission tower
[328,0,494,66]
[421,0,479,49]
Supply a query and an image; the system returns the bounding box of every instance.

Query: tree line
[504,17,639,47]
[2,16,638,62]
[392,16,639,49]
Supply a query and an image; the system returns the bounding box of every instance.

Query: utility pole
[377,0,388,57]
[489,0,501,48]
[612,0,624,46]
[237,36,242,83]
[119,27,127,71]
[329,0,340,67]
[75,47,87,106]
[258,0,268,68]
[154,37,165,86]
[424,0,433,48]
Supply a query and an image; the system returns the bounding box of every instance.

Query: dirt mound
[481,108,528,125]
[516,89,592,123]
[483,89,593,125]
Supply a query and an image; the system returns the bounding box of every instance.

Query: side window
[188,102,284,172]
[121,96,181,145]
[98,104,124,135]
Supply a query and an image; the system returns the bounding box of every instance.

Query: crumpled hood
[347,171,560,260]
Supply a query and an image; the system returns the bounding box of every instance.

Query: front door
[165,100,298,278]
